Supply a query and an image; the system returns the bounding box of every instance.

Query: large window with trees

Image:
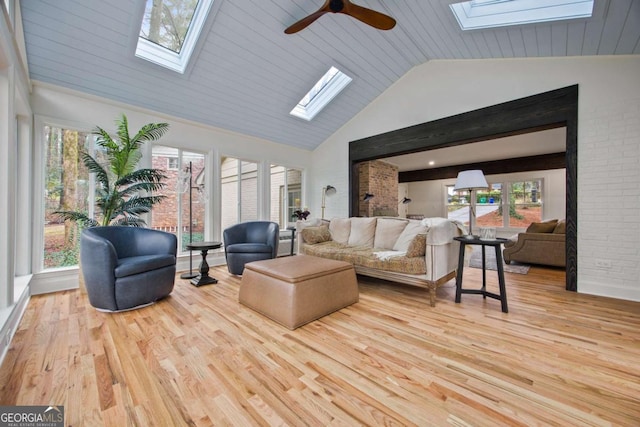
[42,125,99,269]
[447,178,543,230]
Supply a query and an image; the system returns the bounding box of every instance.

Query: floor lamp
[179,162,198,280]
[321,185,336,219]
[454,170,488,238]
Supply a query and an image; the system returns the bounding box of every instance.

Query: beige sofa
[297,217,463,306]
[503,219,566,267]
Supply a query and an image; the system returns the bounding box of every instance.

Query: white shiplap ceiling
[20,0,640,153]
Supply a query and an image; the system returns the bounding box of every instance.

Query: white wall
[311,56,640,302]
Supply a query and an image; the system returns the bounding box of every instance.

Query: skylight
[136,0,214,73]
[450,0,594,31]
[290,67,352,121]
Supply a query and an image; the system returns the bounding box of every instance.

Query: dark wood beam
[349,85,578,292]
[399,152,566,183]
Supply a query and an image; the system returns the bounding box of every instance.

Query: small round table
[185,241,222,287]
[454,236,510,313]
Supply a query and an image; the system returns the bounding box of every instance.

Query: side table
[454,236,509,313]
[286,226,297,256]
[185,241,222,287]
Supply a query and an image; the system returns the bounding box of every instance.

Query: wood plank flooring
[1,265,639,426]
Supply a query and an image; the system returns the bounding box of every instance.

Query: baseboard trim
[578,279,640,302]
[0,282,31,368]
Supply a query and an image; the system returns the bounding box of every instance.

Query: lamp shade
[453,170,488,191]
[324,185,336,196]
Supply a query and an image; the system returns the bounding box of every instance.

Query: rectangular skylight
[136,0,214,73]
[450,0,594,31]
[290,67,352,121]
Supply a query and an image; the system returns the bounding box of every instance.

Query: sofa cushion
[329,218,351,245]
[373,218,408,249]
[406,234,427,258]
[393,221,428,251]
[300,226,331,244]
[526,219,558,233]
[553,219,566,234]
[348,217,377,247]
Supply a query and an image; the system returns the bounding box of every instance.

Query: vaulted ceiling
[20,0,640,151]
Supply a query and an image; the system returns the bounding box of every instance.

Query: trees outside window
[447,179,543,230]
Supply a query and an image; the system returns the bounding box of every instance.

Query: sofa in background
[80,226,177,312]
[297,217,463,306]
[503,219,566,267]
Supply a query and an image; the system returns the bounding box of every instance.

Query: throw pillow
[553,219,566,234]
[329,218,351,245]
[374,218,408,249]
[300,226,331,244]
[526,219,558,234]
[393,221,428,251]
[406,234,427,258]
[348,217,377,247]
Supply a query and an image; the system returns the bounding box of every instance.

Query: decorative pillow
[300,226,331,244]
[348,217,377,247]
[329,218,351,245]
[393,221,428,251]
[526,219,558,234]
[406,234,427,258]
[374,218,408,249]
[553,219,566,234]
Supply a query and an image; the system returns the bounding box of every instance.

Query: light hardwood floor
[1,265,639,426]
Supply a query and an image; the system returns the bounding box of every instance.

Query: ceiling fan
[284,0,396,34]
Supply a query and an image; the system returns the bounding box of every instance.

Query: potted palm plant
[55,114,169,227]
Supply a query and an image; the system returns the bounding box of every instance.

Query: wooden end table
[454,236,509,313]
[185,241,222,287]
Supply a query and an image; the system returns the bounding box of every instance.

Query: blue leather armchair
[80,226,177,312]
[223,221,279,275]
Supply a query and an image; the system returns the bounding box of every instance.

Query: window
[447,179,543,230]
[152,147,207,252]
[136,0,215,73]
[42,125,98,269]
[290,66,352,121]
[450,0,594,31]
[269,165,302,228]
[167,156,179,170]
[220,157,258,234]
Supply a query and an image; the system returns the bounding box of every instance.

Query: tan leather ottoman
[239,255,359,330]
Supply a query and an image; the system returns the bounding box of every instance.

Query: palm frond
[92,126,118,151]
[54,211,99,228]
[116,169,167,186]
[81,152,110,189]
[131,122,170,144]
[116,114,131,148]
[118,195,165,213]
[119,182,166,198]
[110,216,146,227]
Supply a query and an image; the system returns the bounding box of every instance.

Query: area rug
[468,245,530,274]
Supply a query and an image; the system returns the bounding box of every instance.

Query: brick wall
[579,96,640,300]
[151,156,205,233]
[358,160,399,217]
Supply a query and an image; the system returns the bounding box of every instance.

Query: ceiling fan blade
[284,7,329,34]
[342,2,396,30]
